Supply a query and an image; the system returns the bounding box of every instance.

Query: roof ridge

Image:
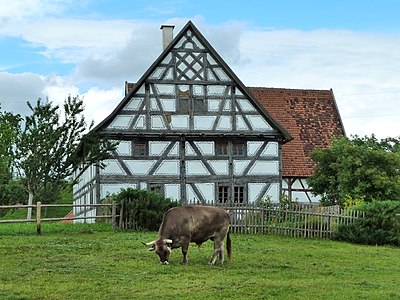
[249,87,333,92]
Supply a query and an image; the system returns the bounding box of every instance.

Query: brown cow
[145,205,232,265]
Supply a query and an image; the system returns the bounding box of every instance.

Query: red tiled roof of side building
[249,87,346,177]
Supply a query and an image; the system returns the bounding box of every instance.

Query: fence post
[119,199,125,229]
[111,201,117,231]
[36,202,41,235]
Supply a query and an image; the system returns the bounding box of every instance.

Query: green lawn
[0,223,399,300]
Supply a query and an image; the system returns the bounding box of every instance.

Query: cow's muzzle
[161,261,169,265]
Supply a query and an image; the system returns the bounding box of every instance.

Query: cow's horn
[163,239,173,244]
[144,240,156,246]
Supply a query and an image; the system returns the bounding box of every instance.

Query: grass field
[0,223,399,300]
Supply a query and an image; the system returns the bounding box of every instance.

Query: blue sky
[1,0,400,138]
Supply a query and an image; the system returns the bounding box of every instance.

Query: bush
[111,188,179,230]
[333,201,400,246]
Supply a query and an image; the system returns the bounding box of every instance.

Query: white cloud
[0,0,70,21]
[80,87,123,124]
[230,28,400,138]
[1,14,400,139]
[0,72,45,115]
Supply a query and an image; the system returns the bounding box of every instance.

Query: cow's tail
[226,231,232,262]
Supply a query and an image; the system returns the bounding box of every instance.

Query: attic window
[178,86,190,113]
[133,141,147,157]
[193,98,206,113]
[232,141,246,156]
[216,141,229,156]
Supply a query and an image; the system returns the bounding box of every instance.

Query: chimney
[160,25,175,50]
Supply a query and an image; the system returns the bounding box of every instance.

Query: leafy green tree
[0,109,24,206]
[13,96,117,219]
[308,135,400,206]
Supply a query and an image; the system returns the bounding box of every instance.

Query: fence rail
[0,202,117,234]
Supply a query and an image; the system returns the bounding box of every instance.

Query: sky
[1,0,400,139]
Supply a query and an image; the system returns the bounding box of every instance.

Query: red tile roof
[249,87,345,177]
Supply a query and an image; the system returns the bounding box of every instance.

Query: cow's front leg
[181,238,190,264]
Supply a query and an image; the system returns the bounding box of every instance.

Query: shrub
[333,200,400,246]
[111,188,179,231]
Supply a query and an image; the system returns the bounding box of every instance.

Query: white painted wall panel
[265,183,280,203]
[125,160,157,175]
[247,115,273,131]
[249,161,279,175]
[165,184,180,200]
[216,116,232,131]
[194,142,214,155]
[233,160,251,175]
[154,160,180,175]
[116,141,131,156]
[186,161,210,175]
[209,160,229,175]
[195,183,215,203]
[248,183,266,203]
[101,160,125,175]
[171,115,189,129]
[194,116,216,130]
[262,142,278,157]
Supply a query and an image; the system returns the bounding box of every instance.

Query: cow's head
[145,239,173,264]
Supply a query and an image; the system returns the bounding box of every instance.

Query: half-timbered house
[72,21,344,219]
[72,21,292,218]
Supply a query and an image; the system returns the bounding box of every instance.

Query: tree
[0,109,24,206]
[13,96,117,219]
[307,135,400,206]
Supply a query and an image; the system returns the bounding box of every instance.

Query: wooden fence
[1,202,365,239]
[0,202,117,234]
[222,203,365,239]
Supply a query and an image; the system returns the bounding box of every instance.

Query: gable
[94,21,291,142]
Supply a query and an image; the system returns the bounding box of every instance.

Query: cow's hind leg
[181,238,190,264]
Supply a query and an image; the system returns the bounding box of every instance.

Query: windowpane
[234,186,244,203]
[218,185,229,203]
[216,142,228,156]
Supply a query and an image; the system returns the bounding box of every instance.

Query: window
[133,141,147,157]
[193,98,206,113]
[178,98,189,113]
[149,184,162,195]
[233,186,244,203]
[218,185,229,204]
[216,141,229,156]
[232,141,245,156]
[218,185,245,204]
[178,86,190,113]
